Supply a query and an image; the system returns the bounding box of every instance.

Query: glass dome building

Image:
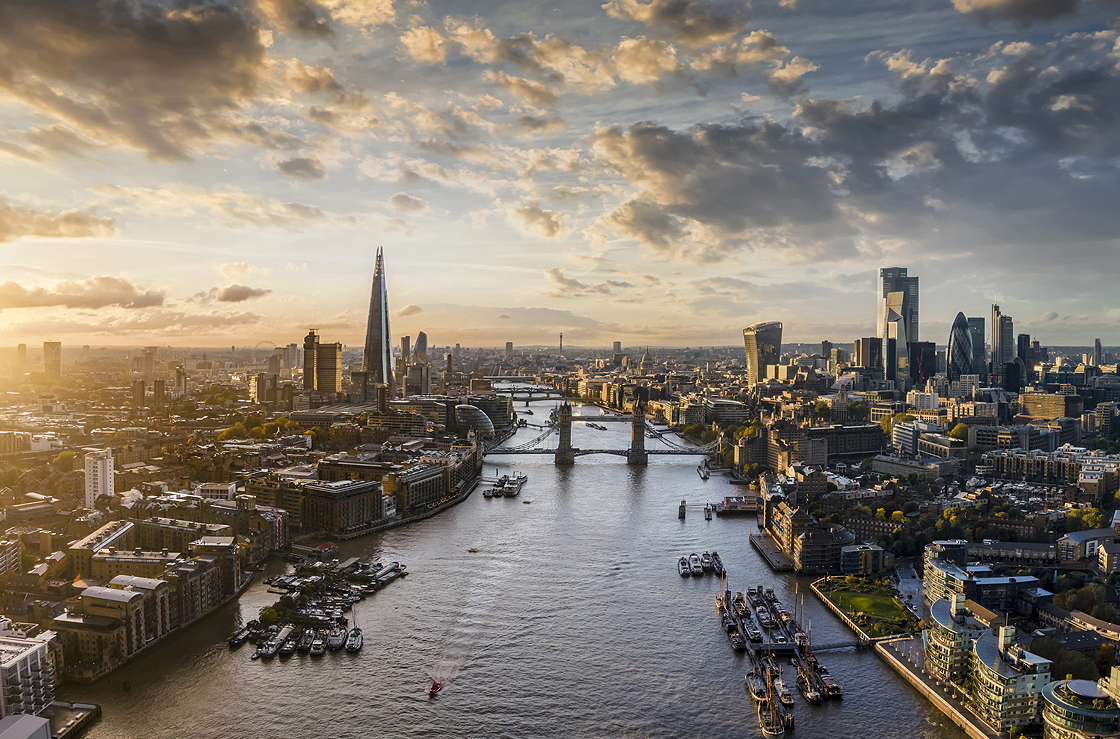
[947,311,974,383]
[455,404,495,438]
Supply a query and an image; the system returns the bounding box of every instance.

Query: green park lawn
[828,588,909,620]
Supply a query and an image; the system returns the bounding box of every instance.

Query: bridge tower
[555,402,575,465]
[628,402,648,465]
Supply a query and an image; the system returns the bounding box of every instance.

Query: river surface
[60,401,967,739]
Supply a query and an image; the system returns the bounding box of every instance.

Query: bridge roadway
[486,447,708,456]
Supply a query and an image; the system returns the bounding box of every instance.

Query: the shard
[363,248,395,396]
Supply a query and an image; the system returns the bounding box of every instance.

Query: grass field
[828,589,908,620]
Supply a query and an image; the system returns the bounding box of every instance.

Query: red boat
[429,681,443,697]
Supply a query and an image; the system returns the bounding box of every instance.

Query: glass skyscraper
[947,312,973,383]
[743,321,782,386]
[363,248,395,396]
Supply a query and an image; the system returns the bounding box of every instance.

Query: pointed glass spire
[363,247,395,396]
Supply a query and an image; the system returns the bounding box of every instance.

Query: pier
[749,533,793,572]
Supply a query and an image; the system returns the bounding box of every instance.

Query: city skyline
[1,1,1119,347]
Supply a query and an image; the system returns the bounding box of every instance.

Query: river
[60,401,967,739]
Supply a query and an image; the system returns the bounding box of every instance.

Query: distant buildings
[302,329,342,394]
[991,304,1015,385]
[41,341,61,381]
[743,321,782,386]
[0,618,57,719]
[947,312,973,383]
[83,449,114,510]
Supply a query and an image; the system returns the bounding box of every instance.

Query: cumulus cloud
[0,0,280,160]
[395,304,423,316]
[276,156,328,179]
[543,267,635,298]
[0,197,114,243]
[485,71,559,107]
[255,0,333,38]
[611,37,682,85]
[218,262,258,279]
[217,284,272,302]
[401,23,447,64]
[0,277,165,311]
[506,201,569,239]
[602,0,748,46]
[389,192,428,213]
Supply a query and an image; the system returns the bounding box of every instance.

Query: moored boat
[757,699,785,738]
[502,472,527,497]
[773,672,794,706]
[796,672,822,703]
[228,626,252,648]
[678,557,690,577]
[297,629,315,652]
[822,676,843,699]
[745,671,767,702]
[483,487,494,499]
[310,629,327,656]
[279,637,297,658]
[688,553,703,576]
[429,681,443,697]
[326,625,347,651]
[729,631,746,651]
[700,552,713,572]
[345,627,363,653]
[732,592,748,617]
[746,626,763,643]
[710,551,725,576]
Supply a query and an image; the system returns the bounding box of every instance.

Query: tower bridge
[484,402,717,464]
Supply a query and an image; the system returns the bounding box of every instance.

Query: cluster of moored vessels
[483,472,527,499]
[585,422,609,431]
[694,576,843,738]
[676,550,725,577]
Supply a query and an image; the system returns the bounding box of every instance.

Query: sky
[0,0,1118,350]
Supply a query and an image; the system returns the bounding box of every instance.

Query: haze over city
[1,0,1118,348]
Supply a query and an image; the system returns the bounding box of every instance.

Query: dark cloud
[255,0,333,38]
[952,0,1078,25]
[0,276,164,310]
[0,0,276,160]
[603,0,748,46]
[276,156,327,179]
[217,284,272,302]
[0,197,114,243]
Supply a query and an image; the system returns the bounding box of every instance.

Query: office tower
[413,331,428,363]
[743,321,782,386]
[16,344,26,368]
[316,342,342,393]
[876,267,919,343]
[42,341,61,380]
[453,343,460,358]
[613,341,622,353]
[947,312,973,383]
[362,247,395,396]
[883,291,909,382]
[1017,334,1031,365]
[303,329,319,391]
[821,340,833,361]
[991,305,1014,385]
[405,363,431,396]
[505,342,514,358]
[909,341,936,386]
[132,380,145,408]
[966,317,985,381]
[1095,338,1103,367]
[153,379,166,409]
[855,337,883,370]
[175,366,187,396]
[401,336,411,366]
[268,353,281,375]
[84,448,114,509]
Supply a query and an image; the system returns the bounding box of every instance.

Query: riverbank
[875,638,998,739]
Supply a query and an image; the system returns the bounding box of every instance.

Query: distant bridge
[486,376,538,381]
[486,448,711,457]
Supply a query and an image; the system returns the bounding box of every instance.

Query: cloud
[216,284,272,302]
[276,156,328,180]
[0,0,277,160]
[485,71,559,107]
[610,37,681,85]
[1031,311,1060,324]
[0,197,114,243]
[255,0,333,38]
[93,184,333,231]
[389,192,428,213]
[952,0,1079,25]
[401,23,447,64]
[543,267,636,298]
[602,0,748,46]
[316,0,395,31]
[218,263,258,279]
[395,304,423,316]
[284,61,369,109]
[0,277,165,311]
[506,201,569,239]
[8,309,262,336]
[497,314,511,319]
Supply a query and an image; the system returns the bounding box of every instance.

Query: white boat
[502,473,527,497]
[773,672,794,707]
[688,553,703,576]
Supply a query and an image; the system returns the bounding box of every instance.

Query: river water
[61,401,967,739]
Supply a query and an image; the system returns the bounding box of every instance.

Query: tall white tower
[84,448,114,509]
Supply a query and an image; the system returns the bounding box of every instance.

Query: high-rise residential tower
[947,312,973,383]
[84,448,114,509]
[877,267,919,344]
[303,329,319,391]
[362,247,395,396]
[42,341,61,381]
[743,321,782,386]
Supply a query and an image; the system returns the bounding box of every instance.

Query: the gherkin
[947,311,973,383]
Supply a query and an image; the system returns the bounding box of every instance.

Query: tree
[902,501,920,515]
[813,400,829,419]
[949,423,969,441]
[848,401,870,422]
[860,457,874,473]
[891,510,906,523]
[1096,645,1116,675]
[52,450,76,472]
[258,606,279,627]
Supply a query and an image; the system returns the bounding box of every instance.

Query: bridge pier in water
[627,403,647,465]
[555,402,575,465]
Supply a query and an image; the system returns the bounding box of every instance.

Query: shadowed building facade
[743,321,782,386]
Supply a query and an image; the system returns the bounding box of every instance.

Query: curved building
[947,311,974,383]
[1042,677,1120,739]
[454,405,495,438]
[743,321,782,386]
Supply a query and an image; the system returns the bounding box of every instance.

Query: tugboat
[701,552,713,572]
[345,627,363,653]
[688,553,704,576]
[678,557,690,577]
[429,681,443,697]
[711,551,725,576]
